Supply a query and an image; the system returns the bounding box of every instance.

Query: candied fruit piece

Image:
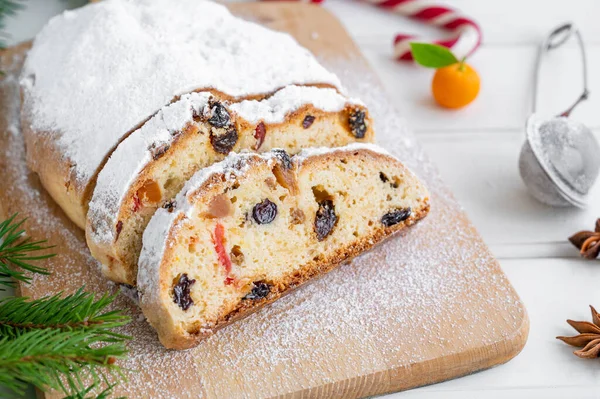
[243,282,270,300]
[205,194,232,219]
[173,273,196,311]
[302,115,315,129]
[348,109,367,139]
[252,199,277,225]
[137,180,162,204]
[381,207,412,227]
[132,193,142,212]
[230,245,244,265]
[210,128,238,154]
[254,122,267,150]
[314,200,337,241]
[290,208,305,225]
[212,222,234,284]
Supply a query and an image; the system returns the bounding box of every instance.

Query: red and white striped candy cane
[261,0,481,62]
[367,0,481,61]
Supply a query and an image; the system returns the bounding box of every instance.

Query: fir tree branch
[0,328,128,397]
[64,381,126,399]
[0,288,131,339]
[0,0,24,48]
[0,213,54,289]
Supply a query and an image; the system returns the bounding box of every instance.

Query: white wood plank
[325,0,600,45]
[357,40,600,132]
[386,257,600,397]
[419,131,600,249]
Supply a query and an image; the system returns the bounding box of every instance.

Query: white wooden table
[5,1,600,398]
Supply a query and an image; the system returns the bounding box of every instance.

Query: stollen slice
[137,144,430,349]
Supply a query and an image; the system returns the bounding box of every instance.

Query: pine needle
[0,288,131,338]
[0,328,128,396]
[0,213,54,289]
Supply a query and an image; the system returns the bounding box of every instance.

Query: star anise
[557,305,600,358]
[568,218,600,260]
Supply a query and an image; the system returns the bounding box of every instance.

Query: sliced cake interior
[138,144,430,349]
[86,86,373,285]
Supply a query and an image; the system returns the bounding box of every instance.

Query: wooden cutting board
[0,4,529,399]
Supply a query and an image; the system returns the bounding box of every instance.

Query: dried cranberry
[252,199,277,224]
[348,109,367,139]
[115,221,123,240]
[254,122,266,150]
[272,149,292,169]
[210,127,238,154]
[314,200,337,241]
[208,102,230,128]
[302,115,315,129]
[243,282,270,300]
[381,207,412,227]
[173,273,196,311]
[163,200,176,213]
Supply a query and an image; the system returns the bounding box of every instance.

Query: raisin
[379,172,389,183]
[302,115,315,129]
[173,273,196,311]
[314,200,337,241]
[254,122,266,150]
[115,221,123,241]
[381,207,412,227]
[243,281,270,300]
[163,200,176,213]
[348,109,367,139]
[272,149,292,169]
[149,142,170,160]
[208,102,230,128]
[210,127,238,154]
[252,199,277,224]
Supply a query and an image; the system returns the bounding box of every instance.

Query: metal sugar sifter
[519,22,600,207]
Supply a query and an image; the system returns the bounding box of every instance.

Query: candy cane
[367,0,481,61]
[261,0,481,62]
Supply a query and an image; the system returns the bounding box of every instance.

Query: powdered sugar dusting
[1,30,525,399]
[20,0,342,185]
[230,85,359,124]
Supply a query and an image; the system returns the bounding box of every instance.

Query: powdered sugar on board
[20,0,342,185]
[0,11,526,399]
